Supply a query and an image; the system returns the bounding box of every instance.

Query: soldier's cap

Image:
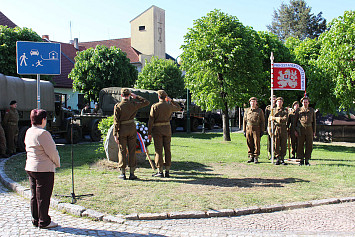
[300,96,310,103]
[121,88,131,96]
[249,97,257,102]
[10,100,17,105]
[292,101,299,107]
[158,90,168,98]
[276,97,284,102]
[269,95,276,101]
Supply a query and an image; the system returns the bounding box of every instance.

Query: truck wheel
[191,117,199,132]
[90,119,102,142]
[65,124,82,144]
[17,126,29,152]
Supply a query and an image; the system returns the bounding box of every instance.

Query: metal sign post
[270,52,275,164]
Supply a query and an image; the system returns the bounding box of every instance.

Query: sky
[1,0,354,58]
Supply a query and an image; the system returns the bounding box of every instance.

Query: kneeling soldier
[243,97,265,164]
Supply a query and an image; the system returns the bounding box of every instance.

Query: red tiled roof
[79,38,140,63]
[0,11,17,28]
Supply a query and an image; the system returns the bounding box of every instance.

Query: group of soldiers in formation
[0,100,19,158]
[243,95,316,166]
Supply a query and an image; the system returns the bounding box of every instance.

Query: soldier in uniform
[0,114,9,158]
[265,95,277,158]
[147,90,181,178]
[113,88,149,180]
[243,97,265,164]
[288,101,299,159]
[268,97,288,165]
[295,96,316,166]
[3,100,19,155]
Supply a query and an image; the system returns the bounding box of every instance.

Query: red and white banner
[272,63,305,90]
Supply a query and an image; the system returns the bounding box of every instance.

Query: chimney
[42,35,49,40]
[74,38,79,50]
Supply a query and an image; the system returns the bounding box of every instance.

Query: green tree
[255,31,300,106]
[135,57,184,98]
[316,10,355,112]
[0,26,42,77]
[267,0,326,41]
[180,9,263,141]
[69,45,137,102]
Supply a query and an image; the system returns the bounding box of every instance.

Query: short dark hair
[30,109,47,125]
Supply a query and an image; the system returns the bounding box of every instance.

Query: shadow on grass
[314,144,355,153]
[172,133,223,140]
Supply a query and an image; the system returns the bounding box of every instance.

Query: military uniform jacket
[113,95,149,137]
[287,108,298,131]
[243,107,265,132]
[268,107,288,131]
[295,107,316,133]
[3,108,19,127]
[148,100,181,135]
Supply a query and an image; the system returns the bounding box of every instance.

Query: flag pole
[270,52,274,164]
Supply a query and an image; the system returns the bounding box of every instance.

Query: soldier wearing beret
[243,97,265,164]
[295,96,316,166]
[3,100,19,155]
[148,90,181,178]
[288,101,299,159]
[265,95,277,158]
[268,97,288,165]
[113,88,150,180]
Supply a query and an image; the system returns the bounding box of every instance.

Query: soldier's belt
[120,119,135,125]
[300,123,312,128]
[154,122,170,126]
[247,122,260,126]
[274,122,287,126]
[7,122,18,126]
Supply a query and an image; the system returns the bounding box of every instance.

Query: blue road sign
[16,41,61,75]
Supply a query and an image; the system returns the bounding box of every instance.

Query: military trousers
[0,125,6,155]
[290,128,298,157]
[297,126,313,160]
[5,125,18,154]
[152,125,172,168]
[273,125,287,159]
[117,123,137,169]
[246,125,261,157]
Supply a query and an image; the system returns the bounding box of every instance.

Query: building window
[139,26,145,31]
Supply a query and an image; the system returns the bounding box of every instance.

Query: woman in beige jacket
[25,109,60,229]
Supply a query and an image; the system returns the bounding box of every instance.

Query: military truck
[0,74,103,151]
[99,87,221,132]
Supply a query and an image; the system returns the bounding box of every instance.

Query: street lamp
[176,56,190,133]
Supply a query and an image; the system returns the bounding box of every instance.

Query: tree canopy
[69,45,137,102]
[0,26,43,77]
[135,57,184,98]
[267,0,326,41]
[180,9,263,141]
[316,10,355,112]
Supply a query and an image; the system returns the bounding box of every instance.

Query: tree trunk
[217,73,231,141]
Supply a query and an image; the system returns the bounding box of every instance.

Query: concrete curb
[1,154,354,223]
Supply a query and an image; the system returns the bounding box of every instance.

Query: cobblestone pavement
[1,182,354,236]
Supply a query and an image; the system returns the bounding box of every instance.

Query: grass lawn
[5,132,355,215]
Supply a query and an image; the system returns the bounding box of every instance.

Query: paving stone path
[1,181,354,236]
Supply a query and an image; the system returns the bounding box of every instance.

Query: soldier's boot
[247,156,254,163]
[298,159,305,166]
[152,167,164,178]
[305,159,311,166]
[281,157,287,165]
[118,168,126,180]
[129,167,138,180]
[165,166,170,178]
[275,158,281,165]
[254,157,259,164]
